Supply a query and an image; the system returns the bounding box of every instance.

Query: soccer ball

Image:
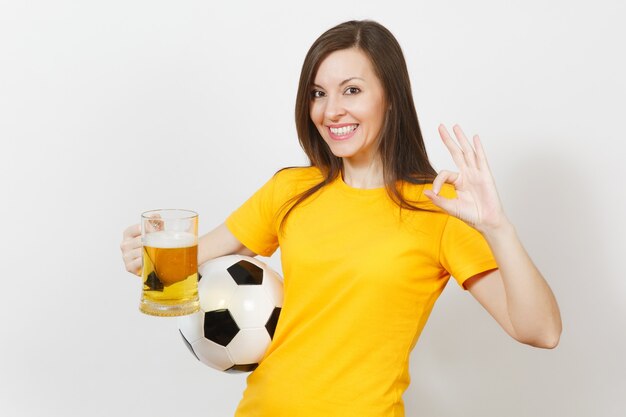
[178,255,283,373]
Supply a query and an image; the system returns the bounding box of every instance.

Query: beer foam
[144,231,197,248]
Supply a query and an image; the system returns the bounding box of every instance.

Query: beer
[140,221,200,317]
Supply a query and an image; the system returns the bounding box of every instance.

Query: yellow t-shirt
[225,167,497,417]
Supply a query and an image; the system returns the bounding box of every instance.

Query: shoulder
[273,166,324,187]
[274,166,324,181]
[269,166,324,198]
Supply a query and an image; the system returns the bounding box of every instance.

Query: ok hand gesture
[424,124,508,234]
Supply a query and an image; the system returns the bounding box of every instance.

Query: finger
[431,170,459,195]
[122,247,142,264]
[452,124,478,168]
[125,258,143,276]
[123,224,141,239]
[120,236,143,253]
[452,124,472,153]
[473,134,490,170]
[438,124,467,169]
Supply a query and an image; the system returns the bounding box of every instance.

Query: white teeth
[330,125,357,136]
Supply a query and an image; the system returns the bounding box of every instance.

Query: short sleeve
[225,174,281,257]
[439,215,498,289]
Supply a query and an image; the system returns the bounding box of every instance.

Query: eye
[311,89,326,99]
[344,87,361,95]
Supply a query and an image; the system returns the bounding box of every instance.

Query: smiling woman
[309,48,388,176]
[292,20,439,216]
[120,19,561,417]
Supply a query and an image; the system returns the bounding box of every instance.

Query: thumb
[143,213,163,233]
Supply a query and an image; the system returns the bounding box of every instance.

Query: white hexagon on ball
[227,328,272,364]
[229,286,275,329]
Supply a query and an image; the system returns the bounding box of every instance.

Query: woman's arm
[465,222,561,348]
[197,223,256,265]
[424,124,562,349]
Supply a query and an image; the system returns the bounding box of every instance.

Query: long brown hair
[282,20,437,226]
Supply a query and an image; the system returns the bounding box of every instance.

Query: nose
[324,94,346,122]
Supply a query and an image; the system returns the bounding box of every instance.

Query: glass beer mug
[139,209,200,317]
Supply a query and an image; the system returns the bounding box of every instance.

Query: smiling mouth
[329,124,359,137]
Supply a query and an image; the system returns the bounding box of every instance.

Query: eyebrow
[312,77,365,89]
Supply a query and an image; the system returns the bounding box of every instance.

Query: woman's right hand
[120,224,142,277]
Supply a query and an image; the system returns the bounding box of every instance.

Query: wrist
[477,215,515,241]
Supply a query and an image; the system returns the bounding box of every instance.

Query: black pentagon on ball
[226,363,259,373]
[265,307,281,338]
[227,260,264,285]
[179,329,200,361]
[203,310,240,346]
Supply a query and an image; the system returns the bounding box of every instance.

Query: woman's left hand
[423,124,508,233]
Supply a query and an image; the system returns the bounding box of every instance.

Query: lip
[327,124,359,141]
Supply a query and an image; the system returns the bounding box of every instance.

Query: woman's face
[309,48,387,165]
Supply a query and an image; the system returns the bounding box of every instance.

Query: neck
[342,155,384,189]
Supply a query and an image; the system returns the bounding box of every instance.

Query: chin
[325,143,357,159]
[329,150,355,159]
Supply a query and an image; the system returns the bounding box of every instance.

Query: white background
[1,1,624,416]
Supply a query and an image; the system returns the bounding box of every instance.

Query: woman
[121,20,561,416]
